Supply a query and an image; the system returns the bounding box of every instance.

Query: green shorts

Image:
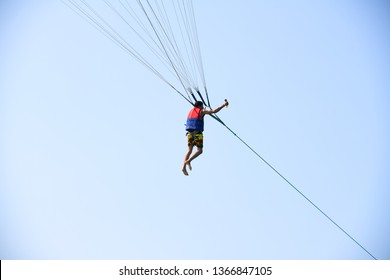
[187,132,203,148]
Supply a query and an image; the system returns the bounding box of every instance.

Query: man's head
[194,101,204,108]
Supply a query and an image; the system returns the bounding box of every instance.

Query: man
[182,99,229,176]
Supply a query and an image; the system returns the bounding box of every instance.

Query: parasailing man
[182,99,229,176]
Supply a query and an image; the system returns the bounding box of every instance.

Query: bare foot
[182,164,189,176]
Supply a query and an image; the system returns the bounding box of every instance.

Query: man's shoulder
[201,109,212,115]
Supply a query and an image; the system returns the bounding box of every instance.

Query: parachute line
[137,0,192,97]
[63,0,206,105]
[215,119,378,260]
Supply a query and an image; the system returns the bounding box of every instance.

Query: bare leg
[186,161,192,171]
[186,147,203,167]
[182,145,194,175]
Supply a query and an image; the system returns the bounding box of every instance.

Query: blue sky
[1,0,389,259]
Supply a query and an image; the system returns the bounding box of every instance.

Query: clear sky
[1,0,389,259]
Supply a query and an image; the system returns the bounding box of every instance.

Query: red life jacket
[186,107,204,131]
